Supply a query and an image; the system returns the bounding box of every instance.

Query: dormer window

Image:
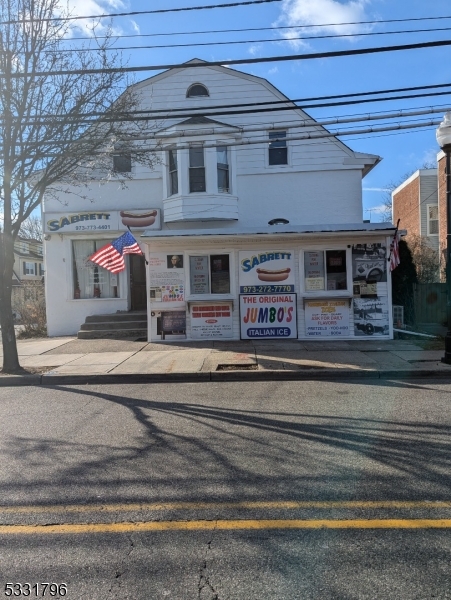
[187,84,209,98]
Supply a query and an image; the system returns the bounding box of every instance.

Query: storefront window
[189,254,230,295]
[304,250,347,291]
[72,240,119,299]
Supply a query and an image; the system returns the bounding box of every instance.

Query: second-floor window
[113,153,132,173]
[168,149,178,196]
[23,261,36,275]
[217,146,230,193]
[189,147,206,193]
[268,130,287,165]
[427,204,439,235]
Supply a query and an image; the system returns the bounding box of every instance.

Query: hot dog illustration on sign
[239,250,295,293]
[120,209,158,228]
[256,268,291,282]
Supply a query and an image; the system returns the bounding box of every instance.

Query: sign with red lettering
[239,294,297,339]
[191,303,233,339]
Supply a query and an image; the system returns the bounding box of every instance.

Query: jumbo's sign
[239,250,295,293]
[240,294,297,339]
[43,209,161,233]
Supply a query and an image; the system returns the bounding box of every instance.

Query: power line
[57,26,451,53]
[4,91,451,126]
[4,107,448,147]
[65,14,451,42]
[1,119,441,157]
[9,81,451,121]
[0,0,283,25]
[5,39,451,78]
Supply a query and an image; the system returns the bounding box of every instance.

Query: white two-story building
[43,59,396,341]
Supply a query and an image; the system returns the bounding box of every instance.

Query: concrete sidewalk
[0,335,450,385]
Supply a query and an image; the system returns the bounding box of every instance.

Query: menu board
[161,311,186,332]
[190,256,209,294]
[304,251,325,291]
[191,303,233,339]
[304,300,350,337]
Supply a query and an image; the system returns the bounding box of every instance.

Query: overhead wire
[4,39,451,78]
[54,26,451,52]
[0,0,283,25]
[64,15,451,42]
[5,89,451,125]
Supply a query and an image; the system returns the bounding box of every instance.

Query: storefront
[142,223,396,342]
[42,208,161,336]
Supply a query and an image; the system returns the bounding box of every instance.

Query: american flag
[89,232,143,274]
[389,230,400,272]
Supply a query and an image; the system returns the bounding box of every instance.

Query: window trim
[71,238,122,301]
[189,146,206,193]
[216,146,230,193]
[301,247,352,296]
[268,130,288,166]
[112,153,132,173]
[168,148,179,196]
[187,251,234,300]
[186,83,209,98]
[427,203,439,236]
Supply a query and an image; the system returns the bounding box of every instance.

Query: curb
[1,368,451,387]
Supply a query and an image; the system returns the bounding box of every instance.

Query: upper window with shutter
[427,204,439,235]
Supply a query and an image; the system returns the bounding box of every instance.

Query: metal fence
[413,282,447,324]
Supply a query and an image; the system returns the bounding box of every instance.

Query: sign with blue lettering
[239,250,295,294]
[240,294,297,339]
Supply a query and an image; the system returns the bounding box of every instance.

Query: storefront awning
[141,222,396,241]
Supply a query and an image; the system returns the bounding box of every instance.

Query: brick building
[392,168,440,278]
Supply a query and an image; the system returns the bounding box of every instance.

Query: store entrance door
[130,254,146,310]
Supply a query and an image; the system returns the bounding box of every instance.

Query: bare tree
[0,0,158,373]
[19,214,42,240]
[379,161,437,223]
[407,233,440,283]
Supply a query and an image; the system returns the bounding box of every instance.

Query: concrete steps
[77,311,147,340]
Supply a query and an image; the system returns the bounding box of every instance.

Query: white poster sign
[305,300,350,337]
[353,297,389,337]
[239,250,295,293]
[149,253,185,302]
[240,294,297,339]
[191,303,233,339]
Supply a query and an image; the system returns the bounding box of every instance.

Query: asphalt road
[1,379,451,599]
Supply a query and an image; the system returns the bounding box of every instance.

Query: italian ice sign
[304,300,350,337]
[239,250,295,293]
[240,294,297,339]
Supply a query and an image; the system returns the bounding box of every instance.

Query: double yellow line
[1,500,451,535]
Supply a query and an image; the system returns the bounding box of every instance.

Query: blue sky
[68,0,451,222]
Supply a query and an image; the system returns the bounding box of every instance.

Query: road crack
[198,524,221,600]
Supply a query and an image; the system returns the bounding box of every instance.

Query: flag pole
[387,218,400,267]
[126,226,148,265]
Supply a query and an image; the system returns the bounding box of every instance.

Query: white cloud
[248,44,262,56]
[275,0,372,49]
[363,187,391,192]
[66,0,129,37]
[422,147,439,167]
[268,67,279,74]
[130,20,140,35]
